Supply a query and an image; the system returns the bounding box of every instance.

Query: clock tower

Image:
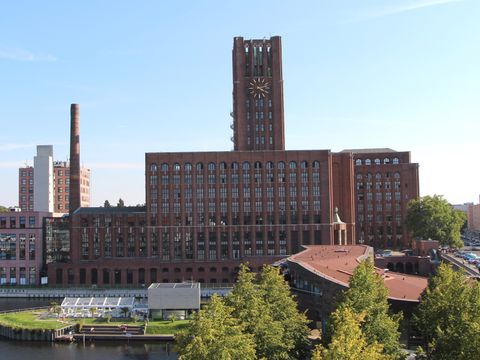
[232,36,285,151]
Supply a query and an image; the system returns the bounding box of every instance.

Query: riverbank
[0,308,189,342]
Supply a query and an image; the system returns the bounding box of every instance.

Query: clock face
[249,78,270,98]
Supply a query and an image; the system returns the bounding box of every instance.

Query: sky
[0,0,479,207]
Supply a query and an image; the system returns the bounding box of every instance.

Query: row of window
[356,172,401,180]
[355,157,400,166]
[0,266,36,285]
[0,216,36,229]
[150,160,321,173]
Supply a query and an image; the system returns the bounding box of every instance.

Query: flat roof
[149,282,200,289]
[288,245,428,302]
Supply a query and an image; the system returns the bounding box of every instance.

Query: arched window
[375,173,382,180]
[266,161,274,170]
[196,162,204,171]
[231,162,239,170]
[312,160,320,169]
[184,163,192,171]
[150,163,158,172]
[301,161,308,169]
[220,162,227,171]
[210,267,217,273]
[355,159,362,166]
[254,161,262,170]
[242,162,250,171]
[289,161,297,169]
[198,267,205,272]
[374,158,381,165]
[366,172,372,179]
[208,162,216,171]
[383,158,390,164]
[356,173,363,180]
[392,157,400,165]
[365,159,371,165]
[173,163,181,171]
[394,172,401,179]
[161,163,169,172]
[278,161,285,170]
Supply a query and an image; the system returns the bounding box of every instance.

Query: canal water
[0,298,178,359]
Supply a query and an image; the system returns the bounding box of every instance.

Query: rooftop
[288,245,428,302]
[148,282,200,289]
[73,206,146,215]
[340,148,396,154]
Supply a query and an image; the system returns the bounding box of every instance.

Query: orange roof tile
[288,245,428,302]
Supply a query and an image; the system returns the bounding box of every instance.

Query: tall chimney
[69,104,81,214]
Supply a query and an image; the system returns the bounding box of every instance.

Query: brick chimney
[69,104,81,214]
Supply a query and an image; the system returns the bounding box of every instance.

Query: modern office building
[47,36,419,286]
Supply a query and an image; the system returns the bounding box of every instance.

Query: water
[0,298,178,360]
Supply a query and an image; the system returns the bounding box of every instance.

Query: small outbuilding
[148,282,201,320]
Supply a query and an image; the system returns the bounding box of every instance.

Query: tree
[104,200,111,208]
[333,259,403,358]
[406,195,466,248]
[0,205,8,212]
[258,265,311,359]
[225,264,288,359]
[117,198,125,207]
[413,263,480,359]
[176,295,256,360]
[313,306,389,360]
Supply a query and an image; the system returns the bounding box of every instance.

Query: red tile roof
[288,245,428,302]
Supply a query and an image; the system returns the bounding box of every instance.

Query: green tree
[258,265,310,359]
[413,263,480,359]
[117,198,125,207]
[335,259,403,358]
[0,205,8,212]
[176,295,256,360]
[313,306,389,360]
[225,264,310,359]
[104,200,111,208]
[406,195,466,248]
[225,264,287,359]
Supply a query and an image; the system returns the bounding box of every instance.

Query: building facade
[0,210,52,285]
[348,149,419,249]
[19,161,90,213]
[47,36,419,286]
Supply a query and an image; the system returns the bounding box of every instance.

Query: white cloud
[355,0,463,21]
[0,48,57,62]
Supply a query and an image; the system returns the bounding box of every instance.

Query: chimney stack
[69,104,81,214]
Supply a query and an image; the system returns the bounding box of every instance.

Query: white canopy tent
[60,297,135,318]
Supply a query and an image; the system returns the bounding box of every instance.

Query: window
[150,163,158,172]
[289,161,297,169]
[184,163,192,171]
[196,162,204,171]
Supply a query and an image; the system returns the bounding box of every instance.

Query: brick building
[0,210,52,285]
[347,149,420,249]
[19,153,90,213]
[47,36,419,286]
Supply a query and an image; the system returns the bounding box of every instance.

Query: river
[0,298,178,359]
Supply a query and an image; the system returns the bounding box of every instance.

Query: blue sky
[0,0,478,207]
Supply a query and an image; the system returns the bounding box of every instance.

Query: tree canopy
[406,195,466,248]
[312,306,388,360]
[413,263,480,359]
[0,205,8,212]
[103,200,111,208]
[324,259,403,359]
[176,295,256,360]
[176,264,310,360]
[117,198,125,207]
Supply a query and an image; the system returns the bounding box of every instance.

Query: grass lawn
[0,310,191,334]
[0,310,71,330]
[145,320,191,334]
